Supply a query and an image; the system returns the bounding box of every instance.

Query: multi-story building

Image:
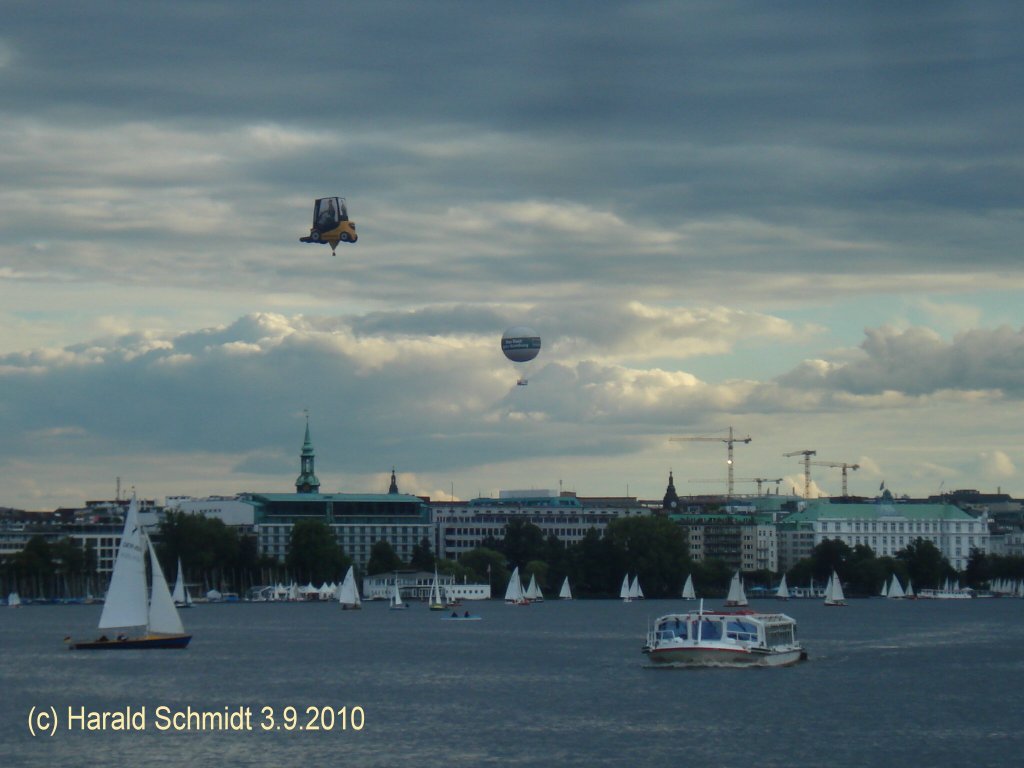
[430,490,649,560]
[671,511,778,573]
[777,494,990,572]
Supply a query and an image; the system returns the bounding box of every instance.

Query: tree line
[4,511,1023,599]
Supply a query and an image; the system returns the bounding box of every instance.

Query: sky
[3,1,1024,510]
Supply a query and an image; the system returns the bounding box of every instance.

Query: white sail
[824,570,846,605]
[338,566,360,607]
[880,579,889,597]
[430,569,444,607]
[888,574,905,599]
[682,574,696,600]
[905,579,914,598]
[525,574,543,601]
[99,498,149,630]
[390,576,405,608]
[620,574,632,602]
[146,536,186,635]
[559,576,572,600]
[725,572,748,606]
[7,592,21,607]
[629,575,641,600]
[776,574,790,600]
[172,558,191,606]
[504,566,525,603]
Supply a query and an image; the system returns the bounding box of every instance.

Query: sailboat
[775,574,790,600]
[620,574,633,602]
[559,576,573,600]
[887,574,905,599]
[172,558,192,608]
[388,574,409,610]
[631,575,644,600]
[7,591,21,607]
[725,571,748,607]
[823,570,846,606]
[681,574,696,600]
[428,568,446,610]
[504,566,527,605]
[338,566,361,610]
[525,574,544,602]
[67,498,191,649]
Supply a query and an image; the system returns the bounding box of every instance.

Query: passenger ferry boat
[643,602,806,668]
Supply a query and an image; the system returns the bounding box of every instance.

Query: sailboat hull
[67,634,192,650]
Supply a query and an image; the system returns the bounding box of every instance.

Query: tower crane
[783,449,816,498]
[689,477,784,495]
[671,427,751,498]
[810,460,860,497]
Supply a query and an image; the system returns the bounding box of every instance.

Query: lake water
[1,598,1022,767]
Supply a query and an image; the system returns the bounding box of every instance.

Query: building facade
[777,496,990,572]
[430,490,650,561]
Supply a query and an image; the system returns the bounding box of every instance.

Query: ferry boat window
[726,620,758,641]
[698,620,722,640]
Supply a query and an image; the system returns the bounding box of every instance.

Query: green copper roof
[781,499,976,524]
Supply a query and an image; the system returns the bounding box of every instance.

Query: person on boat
[464,610,470,617]
[451,611,458,618]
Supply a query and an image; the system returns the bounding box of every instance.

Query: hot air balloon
[501,326,541,385]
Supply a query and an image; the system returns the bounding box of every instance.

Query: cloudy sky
[3,2,1024,509]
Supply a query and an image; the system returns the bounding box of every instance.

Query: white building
[777,496,990,572]
[430,492,650,561]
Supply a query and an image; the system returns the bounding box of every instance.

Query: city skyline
[3,4,1024,509]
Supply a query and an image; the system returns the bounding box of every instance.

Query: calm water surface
[1,598,1022,767]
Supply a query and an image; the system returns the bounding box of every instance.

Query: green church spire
[295,411,320,494]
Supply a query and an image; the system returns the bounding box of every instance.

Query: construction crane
[689,477,784,495]
[783,449,816,498]
[810,460,860,497]
[671,427,751,498]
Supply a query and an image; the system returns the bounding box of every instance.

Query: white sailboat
[824,570,846,606]
[171,557,192,608]
[525,574,544,602]
[388,574,409,610]
[504,566,527,605]
[725,571,748,607]
[559,576,573,600]
[887,574,905,599]
[622,577,638,602]
[428,568,446,610]
[338,566,361,610]
[905,579,915,599]
[7,591,21,607]
[681,574,696,600]
[620,574,633,602]
[67,498,191,649]
[775,574,790,600]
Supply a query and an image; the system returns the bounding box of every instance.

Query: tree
[458,547,507,589]
[286,519,347,584]
[897,538,951,590]
[409,537,435,571]
[602,517,691,598]
[366,540,403,575]
[499,519,546,569]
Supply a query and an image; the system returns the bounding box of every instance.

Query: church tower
[295,413,320,494]
[388,467,399,494]
[662,470,679,512]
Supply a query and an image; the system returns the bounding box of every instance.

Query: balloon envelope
[501,327,541,363]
